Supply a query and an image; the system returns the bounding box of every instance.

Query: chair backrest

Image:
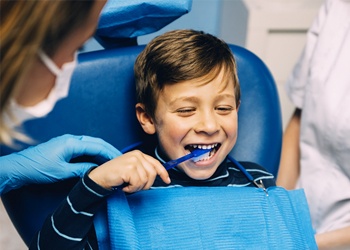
[0,44,282,246]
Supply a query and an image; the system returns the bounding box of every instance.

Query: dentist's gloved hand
[0,134,122,194]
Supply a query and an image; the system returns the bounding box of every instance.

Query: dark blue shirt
[30,148,275,250]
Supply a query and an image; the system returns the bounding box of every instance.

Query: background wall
[1,0,323,249]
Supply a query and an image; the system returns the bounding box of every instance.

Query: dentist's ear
[135,103,156,134]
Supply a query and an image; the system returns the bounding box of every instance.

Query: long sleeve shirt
[29,169,112,250]
[30,151,275,249]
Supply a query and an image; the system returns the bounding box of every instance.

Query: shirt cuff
[83,167,114,197]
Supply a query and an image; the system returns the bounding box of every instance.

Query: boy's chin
[182,168,216,180]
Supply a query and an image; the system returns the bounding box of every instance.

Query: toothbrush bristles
[192,148,211,162]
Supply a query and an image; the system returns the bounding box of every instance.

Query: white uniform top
[286,0,350,233]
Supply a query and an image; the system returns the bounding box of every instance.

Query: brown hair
[134,29,240,119]
[0,0,94,145]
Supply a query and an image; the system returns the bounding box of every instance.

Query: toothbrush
[164,148,212,170]
[113,148,212,189]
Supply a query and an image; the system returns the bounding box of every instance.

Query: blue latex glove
[0,134,122,194]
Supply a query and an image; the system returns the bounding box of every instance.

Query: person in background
[277,0,350,249]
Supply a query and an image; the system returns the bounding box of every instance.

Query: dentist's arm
[0,134,121,194]
[276,108,301,189]
[316,226,350,250]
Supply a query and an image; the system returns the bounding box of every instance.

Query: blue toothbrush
[164,148,212,170]
[114,147,212,189]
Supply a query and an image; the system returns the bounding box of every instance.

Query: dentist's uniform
[286,0,350,233]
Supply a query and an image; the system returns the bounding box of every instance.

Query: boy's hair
[134,29,240,119]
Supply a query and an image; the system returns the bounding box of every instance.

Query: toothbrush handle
[163,148,211,170]
[164,154,193,170]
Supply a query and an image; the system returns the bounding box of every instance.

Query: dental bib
[94,186,317,249]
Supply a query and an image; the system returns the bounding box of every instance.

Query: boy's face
[137,68,239,180]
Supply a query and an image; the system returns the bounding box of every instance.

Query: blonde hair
[0,0,94,146]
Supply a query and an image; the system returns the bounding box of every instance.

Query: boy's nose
[193,111,220,135]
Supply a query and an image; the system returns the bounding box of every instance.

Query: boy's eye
[215,106,234,114]
[176,108,195,116]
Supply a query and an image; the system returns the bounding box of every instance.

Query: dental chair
[0,42,282,247]
[0,1,282,246]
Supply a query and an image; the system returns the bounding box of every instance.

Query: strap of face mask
[37,49,61,76]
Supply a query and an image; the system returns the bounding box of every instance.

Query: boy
[31,29,275,249]
[132,29,275,188]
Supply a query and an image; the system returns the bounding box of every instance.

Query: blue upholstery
[0,44,282,246]
[95,0,192,48]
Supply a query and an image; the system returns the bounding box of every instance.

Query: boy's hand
[88,150,171,193]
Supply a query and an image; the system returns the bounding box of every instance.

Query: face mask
[3,50,77,129]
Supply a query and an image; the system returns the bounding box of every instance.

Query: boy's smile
[151,68,239,180]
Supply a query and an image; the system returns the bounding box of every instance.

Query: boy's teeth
[195,144,216,149]
[192,144,218,162]
[192,152,212,163]
[186,143,221,162]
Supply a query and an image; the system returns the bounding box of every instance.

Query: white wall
[219,0,323,129]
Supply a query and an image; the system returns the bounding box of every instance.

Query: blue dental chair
[0,1,282,246]
[0,42,282,247]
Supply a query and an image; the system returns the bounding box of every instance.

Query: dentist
[0,0,121,194]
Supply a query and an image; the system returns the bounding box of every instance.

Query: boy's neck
[154,146,171,164]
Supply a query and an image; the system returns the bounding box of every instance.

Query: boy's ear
[135,103,156,135]
[236,100,241,112]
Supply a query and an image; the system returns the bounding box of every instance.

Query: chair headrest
[95,0,192,48]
